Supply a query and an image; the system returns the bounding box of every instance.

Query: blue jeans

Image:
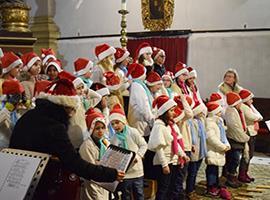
[206,165,219,187]
[117,176,144,200]
[186,159,202,194]
[226,149,243,175]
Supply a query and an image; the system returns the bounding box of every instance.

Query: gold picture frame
[141,0,174,31]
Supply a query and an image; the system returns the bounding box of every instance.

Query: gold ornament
[0,2,31,32]
[141,0,174,31]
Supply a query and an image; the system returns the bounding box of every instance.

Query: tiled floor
[195,153,270,200]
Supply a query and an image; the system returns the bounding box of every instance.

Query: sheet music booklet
[94,145,135,192]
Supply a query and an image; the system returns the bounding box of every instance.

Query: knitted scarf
[238,109,247,132]
[116,125,128,149]
[179,80,189,95]
[217,119,229,144]
[98,138,107,160]
[166,87,173,99]
[133,79,152,108]
[190,85,200,106]
[188,119,197,145]
[169,122,185,165]
[196,118,208,159]
[80,76,93,88]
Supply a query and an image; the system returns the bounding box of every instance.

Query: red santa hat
[127,63,146,80]
[174,106,185,123]
[206,102,222,115]
[192,102,205,116]
[109,103,127,124]
[95,43,116,61]
[34,80,51,96]
[0,52,23,74]
[103,71,121,91]
[85,108,106,134]
[58,70,84,89]
[153,95,177,117]
[37,79,80,109]
[152,47,165,60]
[187,66,197,79]
[134,42,152,61]
[73,58,93,76]
[2,79,25,95]
[209,92,223,105]
[90,82,110,97]
[21,52,41,71]
[174,95,195,110]
[226,92,242,107]
[174,61,188,78]
[162,71,174,82]
[239,89,254,103]
[44,59,63,74]
[114,47,130,63]
[40,48,57,65]
[145,71,163,86]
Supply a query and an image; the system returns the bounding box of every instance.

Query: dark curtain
[127,36,188,73]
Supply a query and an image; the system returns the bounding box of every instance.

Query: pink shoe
[207,186,220,197]
[219,187,231,200]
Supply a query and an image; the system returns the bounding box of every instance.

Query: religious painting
[141,0,174,31]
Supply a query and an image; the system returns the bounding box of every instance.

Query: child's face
[162,78,171,88]
[47,66,59,80]
[216,111,222,117]
[246,99,253,105]
[29,60,41,76]
[167,106,176,120]
[177,73,188,83]
[186,77,195,85]
[111,120,125,133]
[9,65,21,78]
[224,72,236,86]
[149,83,162,93]
[155,53,166,65]
[235,103,242,110]
[76,83,84,96]
[83,71,92,79]
[92,121,106,139]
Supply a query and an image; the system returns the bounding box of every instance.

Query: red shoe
[219,187,231,200]
[238,170,251,183]
[207,186,220,197]
[245,172,255,182]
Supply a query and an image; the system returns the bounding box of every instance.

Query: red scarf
[179,80,189,95]
[190,85,200,105]
[238,109,247,132]
[169,122,185,165]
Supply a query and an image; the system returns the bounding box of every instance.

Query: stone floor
[194,153,270,200]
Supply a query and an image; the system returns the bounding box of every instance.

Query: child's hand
[162,165,170,175]
[116,171,125,182]
[224,146,230,152]
[183,155,190,163]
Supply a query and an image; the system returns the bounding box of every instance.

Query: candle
[121,0,127,10]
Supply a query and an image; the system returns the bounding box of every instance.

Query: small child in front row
[205,102,231,199]
[109,104,147,200]
[79,108,110,200]
[148,95,189,200]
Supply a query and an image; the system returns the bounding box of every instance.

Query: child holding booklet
[109,104,147,200]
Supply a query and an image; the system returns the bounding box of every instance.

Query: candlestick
[118,8,129,48]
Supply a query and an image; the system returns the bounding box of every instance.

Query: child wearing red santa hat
[224,92,250,188]
[238,89,263,183]
[20,52,42,101]
[79,108,110,200]
[205,102,231,199]
[174,61,189,95]
[127,63,155,138]
[148,95,188,200]
[0,51,23,95]
[0,79,25,149]
[44,59,63,81]
[109,103,147,200]
[74,57,94,89]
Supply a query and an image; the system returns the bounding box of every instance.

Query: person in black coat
[9,79,124,198]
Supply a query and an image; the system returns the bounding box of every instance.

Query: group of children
[0,42,263,200]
